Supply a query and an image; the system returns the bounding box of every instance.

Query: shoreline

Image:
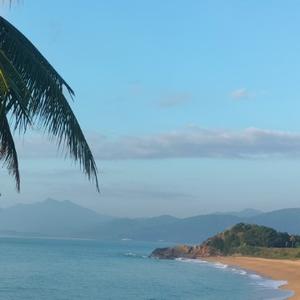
[205,256,300,299]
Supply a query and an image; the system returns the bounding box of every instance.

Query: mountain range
[0,199,300,243]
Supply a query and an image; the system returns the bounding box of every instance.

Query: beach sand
[206,256,300,299]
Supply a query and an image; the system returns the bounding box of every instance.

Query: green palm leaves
[0,16,99,191]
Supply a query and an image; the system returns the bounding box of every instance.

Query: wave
[231,267,247,275]
[175,258,229,269]
[256,279,288,289]
[175,258,208,264]
[124,252,147,259]
[213,262,228,269]
[174,257,291,295]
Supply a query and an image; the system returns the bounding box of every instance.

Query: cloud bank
[17,127,300,160]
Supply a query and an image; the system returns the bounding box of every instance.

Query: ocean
[0,237,293,299]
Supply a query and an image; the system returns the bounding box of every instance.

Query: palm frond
[0,49,31,132]
[0,109,20,191]
[0,16,99,191]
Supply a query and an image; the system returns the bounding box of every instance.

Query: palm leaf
[0,16,99,191]
[0,49,31,132]
[0,109,20,191]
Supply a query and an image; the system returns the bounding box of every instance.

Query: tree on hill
[290,235,296,248]
[207,223,300,254]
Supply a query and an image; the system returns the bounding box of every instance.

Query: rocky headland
[150,243,220,259]
[150,223,300,260]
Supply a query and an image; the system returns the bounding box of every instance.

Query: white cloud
[15,127,300,160]
[230,88,250,100]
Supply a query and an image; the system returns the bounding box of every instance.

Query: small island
[151,223,300,299]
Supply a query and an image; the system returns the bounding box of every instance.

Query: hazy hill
[0,199,113,237]
[221,208,262,218]
[1,200,300,244]
[82,215,180,241]
[249,208,300,235]
[86,214,242,243]
[87,208,300,243]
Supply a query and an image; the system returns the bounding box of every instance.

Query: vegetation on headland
[151,223,300,260]
[230,245,300,259]
[207,223,300,259]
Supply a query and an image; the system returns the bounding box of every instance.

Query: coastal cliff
[151,223,300,259]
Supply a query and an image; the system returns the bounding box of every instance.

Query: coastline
[205,256,300,299]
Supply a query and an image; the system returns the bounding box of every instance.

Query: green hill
[151,223,300,260]
[206,223,300,258]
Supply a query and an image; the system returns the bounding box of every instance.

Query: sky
[2,0,300,217]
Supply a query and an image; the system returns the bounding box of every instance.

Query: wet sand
[206,256,300,299]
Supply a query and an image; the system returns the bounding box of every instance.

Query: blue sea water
[0,237,293,299]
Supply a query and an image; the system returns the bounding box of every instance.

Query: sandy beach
[206,256,300,299]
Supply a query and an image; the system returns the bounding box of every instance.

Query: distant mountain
[82,215,180,241]
[86,214,242,243]
[249,208,300,235]
[86,208,300,243]
[222,208,263,218]
[0,199,113,237]
[1,200,300,244]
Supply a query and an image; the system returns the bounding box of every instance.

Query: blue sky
[2,1,300,217]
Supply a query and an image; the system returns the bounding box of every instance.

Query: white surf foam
[256,279,288,289]
[231,267,247,275]
[174,257,292,297]
[249,273,262,280]
[124,252,147,259]
[213,262,228,269]
[124,252,137,257]
[175,258,208,264]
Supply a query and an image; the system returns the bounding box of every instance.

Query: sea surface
[0,237,293,299]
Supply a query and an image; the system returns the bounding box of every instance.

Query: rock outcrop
[150,244,221,259]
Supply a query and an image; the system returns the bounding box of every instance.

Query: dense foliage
[206,223,300,255]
